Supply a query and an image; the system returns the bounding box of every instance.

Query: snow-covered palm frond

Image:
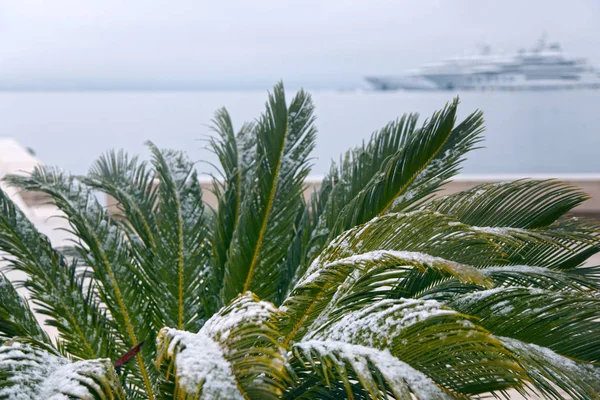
[157,293,289,399]
[450,287,600,363]
[420,265,600,302]
[0,340,124,400]
[280,210,512,344]
[281,248,493,344]
[501,337,600,400]
[156,329,243,399]
[290,340,451,400]
[305,298,527,396]
[6,167,155,397]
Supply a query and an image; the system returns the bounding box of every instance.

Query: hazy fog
[0,0,598,90]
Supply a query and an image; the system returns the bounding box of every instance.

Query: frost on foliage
[452,287,512,306]
[157,329,244,399]
[156,293,281,399]
[500,336,600,395]
[295,340,450,400]
[300,249,489,288]
[470,226,529,236]
[484,265,558,275]
[308,299,457,348]
[0,341,118,400]
[501,337,600,380]
[202,292,278,342]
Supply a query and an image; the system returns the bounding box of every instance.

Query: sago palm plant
[1,82,600,399]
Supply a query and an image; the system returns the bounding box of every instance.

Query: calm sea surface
[0,90,598,176]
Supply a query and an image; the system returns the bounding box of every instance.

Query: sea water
[0,89,598,176]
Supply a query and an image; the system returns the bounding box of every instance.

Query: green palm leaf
[450,287,600,363]
[0,186,113,359]
[223,82,316,303]
[0,273,48,344]
[388,108,484,213]
[299,113,420,267]
[330,100,458,238]
[6,167,156,398]
[85,150,158,248]
[147,143,209,331]
[485,265,600,292]
[208,108,256,314]
[426,179,589,229]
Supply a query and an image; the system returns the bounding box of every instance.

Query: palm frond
[208,108,256,314]
[450,287,600,363]
[420,265,600,303]
[389,108,484,213]
[157,292,289,399]
[304,298,527,396]
[85,149,158,248]
[330,99,458,238]
[508,217,600,270]
[6,167,156,397]
[156,328,244,399]
[473,221,599,270]
[281,210,504,343]
[301,113,420,267]
[0,339,124,399]
[485,265,600,292]
[0,273,48,344]
[286,166,342,296]
[223,82,316,303]
[84,150,167,334]
[0,186,113,359]
[201,292,290,399]
[291,340,450,399]
[147,143,209,332]
[425,179,589,229]
[501,336,600,400]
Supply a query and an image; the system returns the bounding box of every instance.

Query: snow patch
[309,298,457,347]
[296,340,450,399]
[161,329,243,399]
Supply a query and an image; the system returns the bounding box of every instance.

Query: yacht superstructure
[366,37,600,91]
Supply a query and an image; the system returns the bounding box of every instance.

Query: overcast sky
[0,0,599,90]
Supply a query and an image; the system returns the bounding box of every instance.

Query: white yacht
[365,37,600,91]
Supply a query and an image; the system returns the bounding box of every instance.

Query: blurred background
[0,0,598,192]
